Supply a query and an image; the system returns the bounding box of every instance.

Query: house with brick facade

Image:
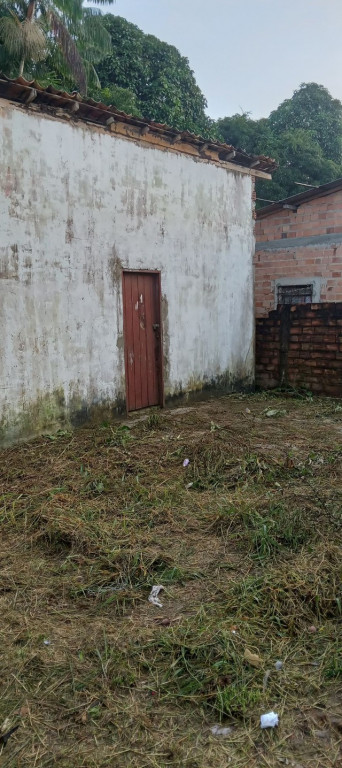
[254,178,342,317]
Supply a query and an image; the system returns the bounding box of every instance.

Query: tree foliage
[217,83,342,206]
[95,15,213,135]
[1,5,341,204]
[269,83,342,164]
[96,82,141,115]
[0,0,114,93]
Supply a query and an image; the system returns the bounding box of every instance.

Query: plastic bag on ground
[260,711,279,729]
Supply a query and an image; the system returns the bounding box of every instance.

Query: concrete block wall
[256,303,342,397]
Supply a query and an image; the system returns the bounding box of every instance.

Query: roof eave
[257,177,342,218]
[0,75,277,176]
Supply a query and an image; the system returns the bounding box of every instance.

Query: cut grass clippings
[0,392,342,767]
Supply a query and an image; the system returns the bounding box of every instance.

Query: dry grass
[0,392,342,767]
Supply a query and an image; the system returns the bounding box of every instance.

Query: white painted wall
[0,99,255,443]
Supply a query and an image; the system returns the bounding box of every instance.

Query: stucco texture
[0,100,255,443]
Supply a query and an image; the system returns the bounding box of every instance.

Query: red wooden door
[122,271,163,411]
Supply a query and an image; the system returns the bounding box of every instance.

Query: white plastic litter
[260,711,279,729]
[265,408,286,418]
[43,639,51,646]
[148,585,164,607]
[275,660,283,671]
[211,725,233,736]
[183,458,190,468]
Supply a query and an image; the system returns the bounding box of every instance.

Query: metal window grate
[277,284,313,306]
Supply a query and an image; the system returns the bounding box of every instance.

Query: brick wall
[255,189,342,242]
[255,189,342,317]
[256,302,342,397]
[255,243,342,316]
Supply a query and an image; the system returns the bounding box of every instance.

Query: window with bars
[277,284,313,306]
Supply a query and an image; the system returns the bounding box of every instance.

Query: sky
[103,0,342,120]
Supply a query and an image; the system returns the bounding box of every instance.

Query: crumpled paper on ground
[148,585,164,607]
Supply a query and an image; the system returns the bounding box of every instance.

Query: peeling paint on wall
[0,100,255,445]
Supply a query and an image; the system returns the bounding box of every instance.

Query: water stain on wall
[0,388,66,447]
[108,247,126,399]
[65,216,74,244]
[161,292,170,389]
[0,244,19,280]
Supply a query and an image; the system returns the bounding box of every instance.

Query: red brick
[323,386,342,396]
[255,196,342,318]
[310,383,324,392]
[307,336,324,344]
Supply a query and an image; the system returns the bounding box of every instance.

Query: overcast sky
[105,0,342,120]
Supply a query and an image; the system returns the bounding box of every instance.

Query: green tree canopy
[269,83,342,164]
[0,0,114,93]
[217,112,276,156]
[217,84,342,206]
[1,6,341,202]
[256,128,341,205]
[95,14,213,135]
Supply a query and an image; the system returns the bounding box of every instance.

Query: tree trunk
[18,0,36,76]
[26,0,36,22]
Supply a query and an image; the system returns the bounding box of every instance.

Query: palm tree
[0,0,114,93]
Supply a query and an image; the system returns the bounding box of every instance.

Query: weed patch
[0,392,342,767]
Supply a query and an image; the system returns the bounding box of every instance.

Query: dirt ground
[0,391,341,767]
